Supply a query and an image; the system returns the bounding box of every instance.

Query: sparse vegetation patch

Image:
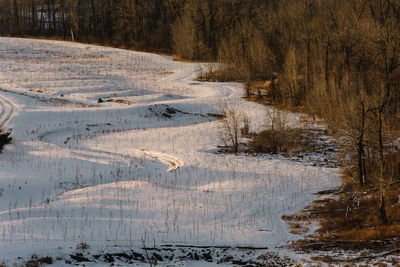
[0,129,11,152]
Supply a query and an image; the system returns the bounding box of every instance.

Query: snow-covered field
[0,37,340,265]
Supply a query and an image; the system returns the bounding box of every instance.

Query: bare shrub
[76,242,89,250]
[241,114,250,136]
[217,101,246,153]
[266,109,290,153]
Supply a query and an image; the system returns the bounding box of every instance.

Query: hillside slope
[0,38,340,265]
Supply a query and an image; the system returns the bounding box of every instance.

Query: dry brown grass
[22,35,67,42]
[288,180,400,252]
[282,143,400,253]
[80,54,105,59]
[249,128,313,154]
[244,81,311,117]
[195,68,238,82]
[106,98,135,105]
[77,242,89,250]
[172,54,205,63]
[8,35,176,61]
[288,221,310,235]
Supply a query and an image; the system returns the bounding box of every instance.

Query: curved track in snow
[0,93,16,128]
[141,149,184,172]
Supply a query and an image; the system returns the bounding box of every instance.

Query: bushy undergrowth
[0,129,11,152]
[250,128,311,154]
[312,184,400,244]
[286,152,400,252]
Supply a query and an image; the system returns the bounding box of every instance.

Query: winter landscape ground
[0,37,342,265]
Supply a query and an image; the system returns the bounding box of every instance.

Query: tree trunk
[52,2,56,35]
[398,162,400,181]
[357,102,366,186]
[306,35,311,89]
[60,4,66,39]
[31,0,36,33]
[379,193,388,225]
[90,0,97,37]
[39,3,44,33]
[13,0,20,35]
[378,106,385,173]
[324,40,331,88]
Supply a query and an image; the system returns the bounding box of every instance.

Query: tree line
[0,0,185,50]
[1,0,400,223]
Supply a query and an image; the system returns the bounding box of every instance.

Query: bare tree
[265,108,290,154]
[217,101,245,153]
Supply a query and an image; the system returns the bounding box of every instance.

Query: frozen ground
[0,37,340,265]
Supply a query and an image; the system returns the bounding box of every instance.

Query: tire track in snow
[162,64,234,100]
[141,149,184,172]
[0,93,17,128]
[37,125,185,173]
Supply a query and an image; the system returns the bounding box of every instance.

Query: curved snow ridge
[36,126,185,173]
[0,93,17,128]
[140,149,184,172]
[161,64,237,101]
[0,85,99,108]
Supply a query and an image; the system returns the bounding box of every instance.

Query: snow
[0,37,340,265]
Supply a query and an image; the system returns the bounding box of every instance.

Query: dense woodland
[1,0,400,232]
